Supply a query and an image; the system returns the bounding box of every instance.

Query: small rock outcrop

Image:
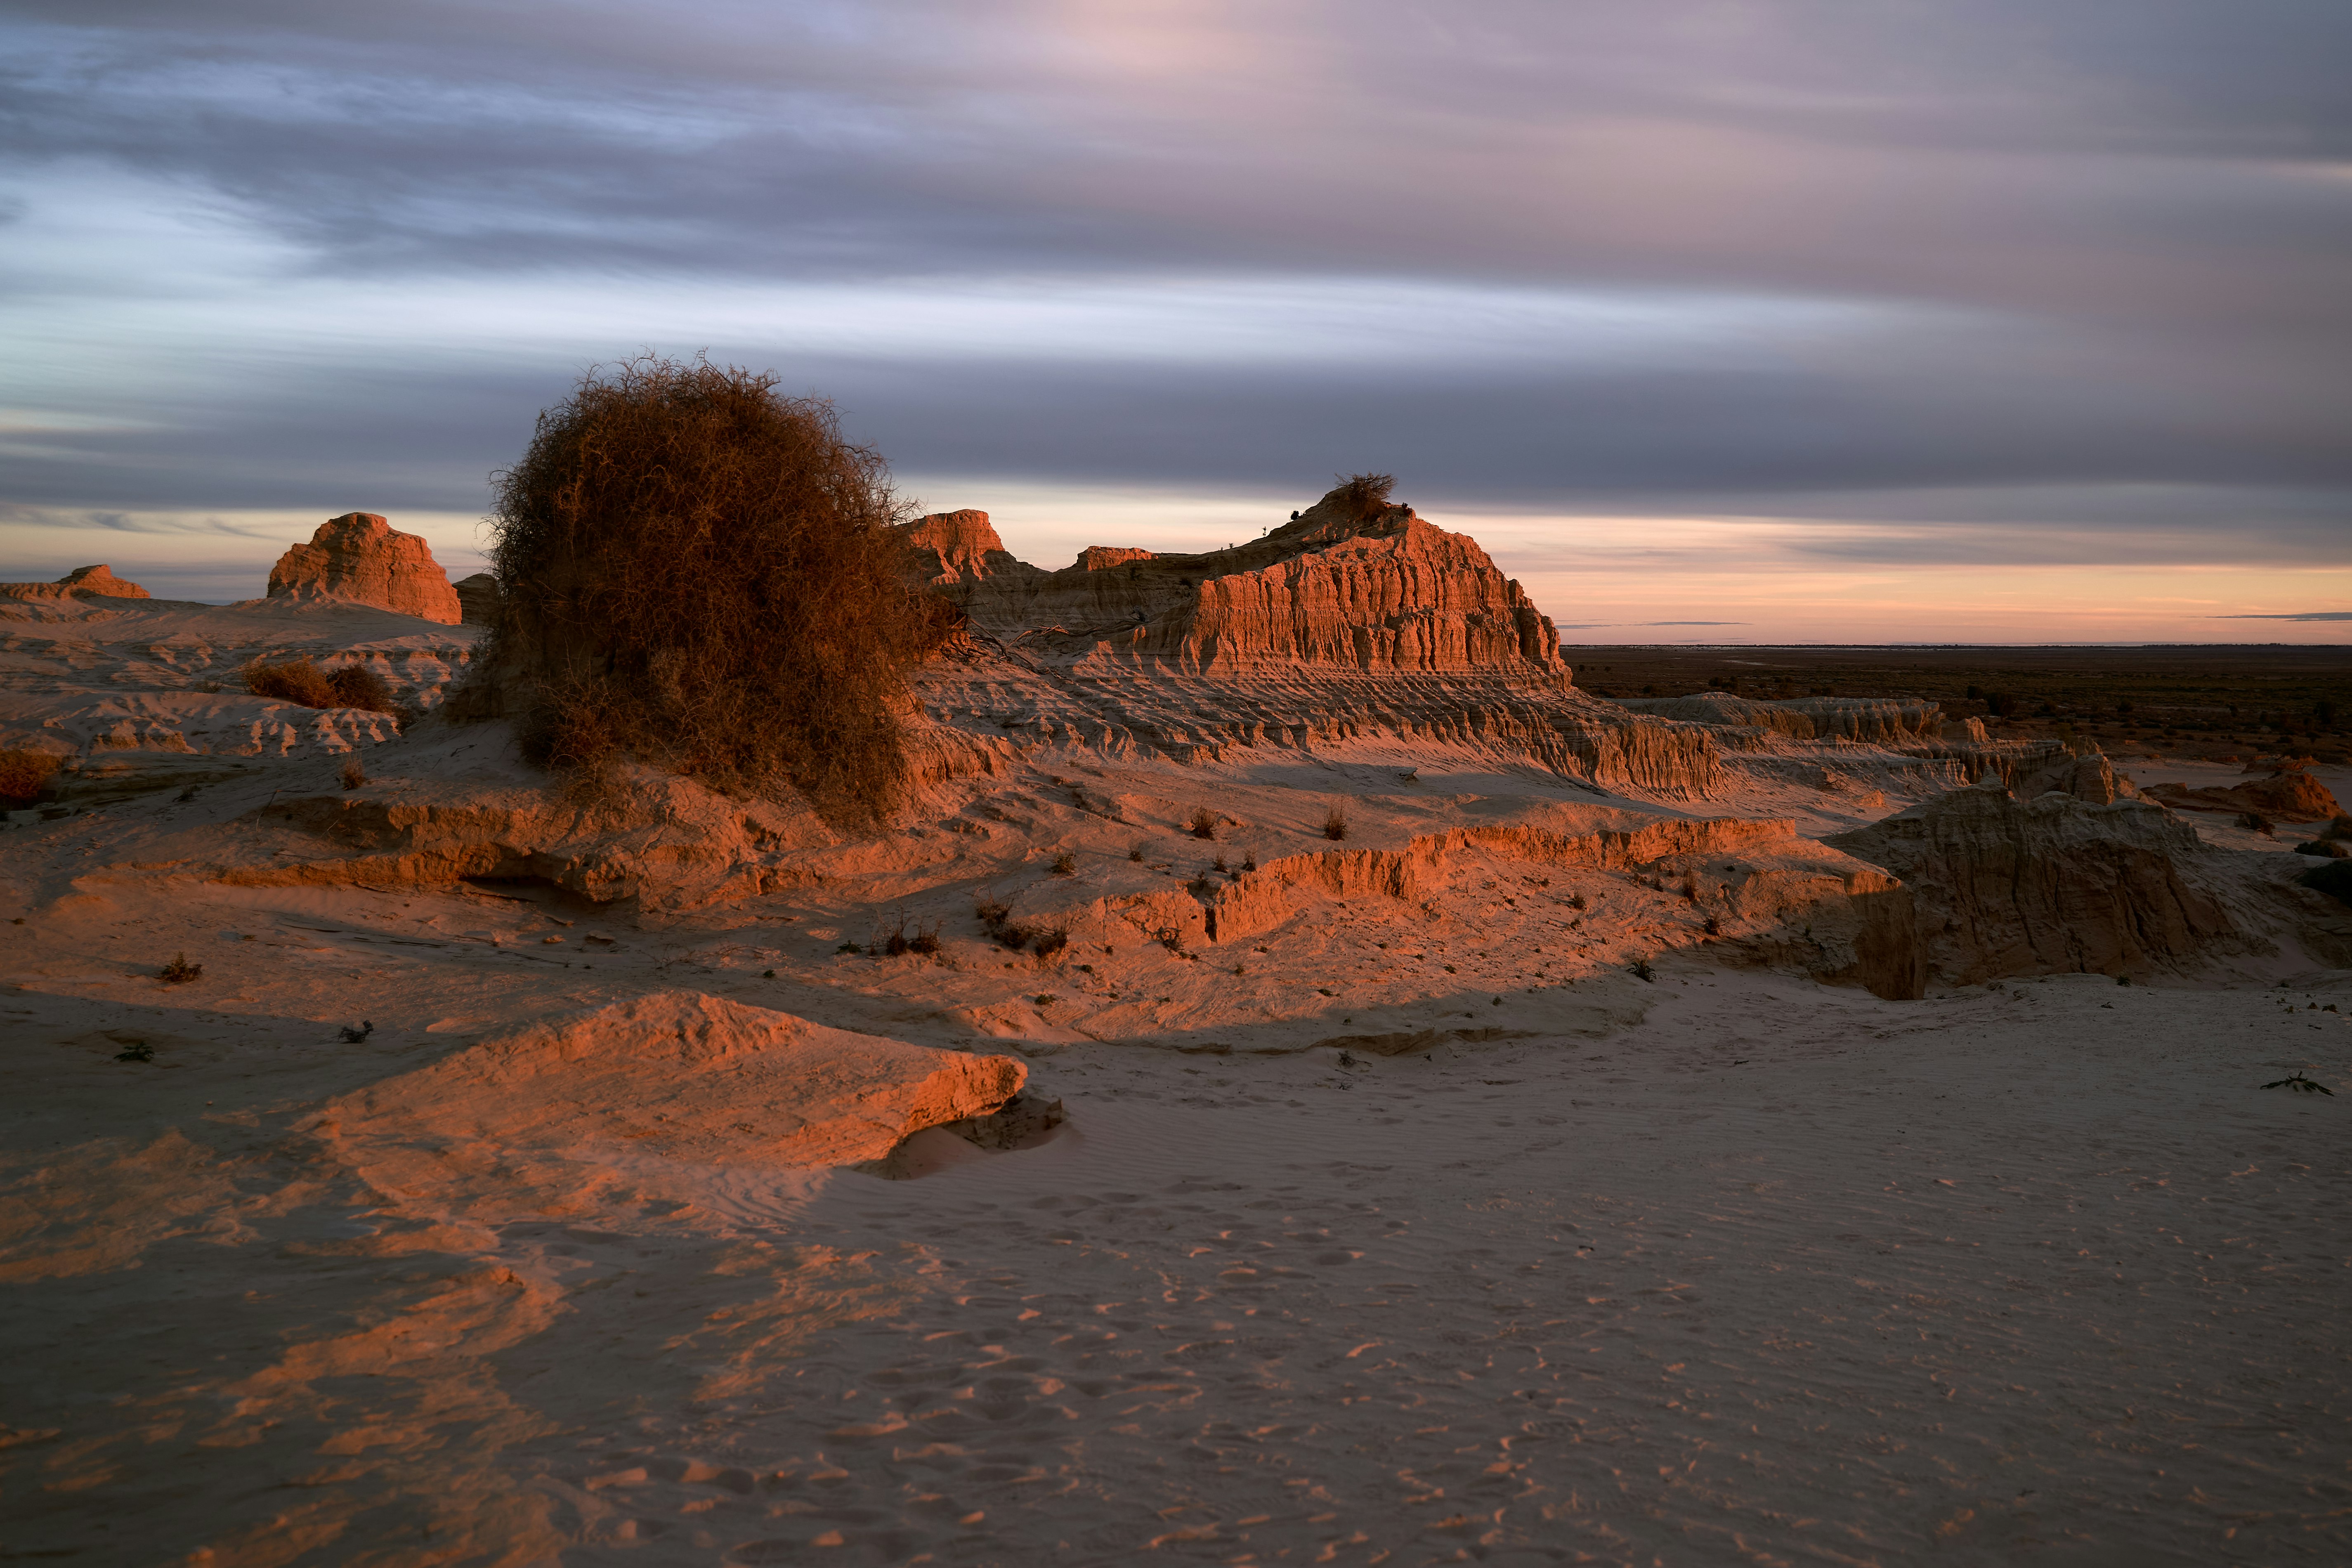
[267,513,462,625]
[1829,781,2234,985]
[321,992,1028,1174]
[453,572,503,627]
[0,565,151,601]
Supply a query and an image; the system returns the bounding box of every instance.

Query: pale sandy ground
[3,873,2347,1566]
[5,605,2350,1565]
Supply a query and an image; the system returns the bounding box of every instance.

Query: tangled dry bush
[241,658,397,713]
[482,356,955,826]
[0,749,63,808]
[1333,472,1396,521]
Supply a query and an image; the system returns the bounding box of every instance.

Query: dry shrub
[1188,807,1218,840]
[484,355,955,826]
[159,952,203,984]
[1333,472,1396,521]
[328,663,395,712]
[338,757,366,791]
[0,749,63,808]
[242,656,336,708]
[243,658,397,713]
[1322,806,1348,842]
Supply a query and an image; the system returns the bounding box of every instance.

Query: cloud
[2210,610,2352,621]
[1,1,2347,590]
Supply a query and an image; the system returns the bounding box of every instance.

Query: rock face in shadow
[0,565,151,601]
[453,572,502,627]
[1828,781,2235,985]
[268,513,463,625]
[322,992,1027,1175]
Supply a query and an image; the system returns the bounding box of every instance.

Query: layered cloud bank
[1,1,2346,634]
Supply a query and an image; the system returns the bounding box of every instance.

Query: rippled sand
[5,963,2344,1566]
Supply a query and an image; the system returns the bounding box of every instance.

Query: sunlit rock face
[268,513,463,626]
[901,483,1563,677]
[0,565,151,601]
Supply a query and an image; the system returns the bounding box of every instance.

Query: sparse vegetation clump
[158,953,203,984]
[1333,472,1396,521]
[1323,807,1348,842]
[1051,852,1077,877]
[242,658,398,713]
[481,355,955,825]
[339,757,366,791]
[0,749,63,809]
[874,910,943,957]
[1188,807,1218,841]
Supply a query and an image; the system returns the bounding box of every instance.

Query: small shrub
[974,893,1011,927]
[159,952,203,984]
[2115,973,2132,986]
[338,757,366,791]
[1032,925,1069,957]
[1188,807,1218,841]
[1628,959,1655,983]
[1333,471,1396,522]
[241,656,336,708]
[908,927,941,956]
[1242,851,1257,872]
[1680,878,1698,902]
[1051,851,1077,876]
[1702,915,1721,935]
[1129,845,1146,863]
[115,1039,154,1063]
[1566,892,1587,911]
[1033,994,1057,1006]
[1212,855,1228,873]
[326,663,396,712]
[836,941,862,954]
[1322,807,1348,842]
[0,749,64,808]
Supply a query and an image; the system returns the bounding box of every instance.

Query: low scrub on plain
[0,749,63,808]
[481,355,955,827]
[241,657,397,713]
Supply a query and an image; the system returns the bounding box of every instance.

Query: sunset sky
[2,1,2346,640]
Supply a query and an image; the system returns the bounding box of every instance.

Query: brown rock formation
[267,513,462,624]
[321,992,1027,1172]
[453,572,502,627]
[903,483,1563,676]
[2143,770,2343,823]
[0,565,151,601]
[1828,781,2236,985]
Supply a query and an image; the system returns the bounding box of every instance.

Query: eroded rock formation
[321,992,1027,1172]
[268,513,462,625]
[1829,780,2236,985]
[897,484,1724,798]
[904,485,1562,676]
[0,565,151,601]
[453,572,502,627]
[2144,770,2343,824]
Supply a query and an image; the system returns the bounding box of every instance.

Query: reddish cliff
[268,513,463,625]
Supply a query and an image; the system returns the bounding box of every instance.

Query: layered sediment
[269,513,463,625]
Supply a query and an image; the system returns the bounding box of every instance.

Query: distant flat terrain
[1569,644,2352,765]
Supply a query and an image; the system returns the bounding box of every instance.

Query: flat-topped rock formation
[268,513,462,625]
[0,565,151,601]
[903,483,1562,676]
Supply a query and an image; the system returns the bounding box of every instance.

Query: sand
[2,595,2348,1564]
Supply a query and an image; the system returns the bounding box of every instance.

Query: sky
[1,1,2347,641]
